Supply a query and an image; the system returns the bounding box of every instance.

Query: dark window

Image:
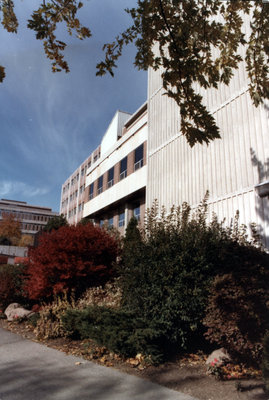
[134,143,144,171]
[133,204,140,221]
[107,167,114,188]
[120,156,127,180]
[118,212,125,227]
[108,216,113,227]
[97,175,103,194]
[89,183,94,200]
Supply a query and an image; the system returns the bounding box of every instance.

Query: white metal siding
[147,60,269,246]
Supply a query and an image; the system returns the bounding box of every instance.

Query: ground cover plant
[25,223,120,301]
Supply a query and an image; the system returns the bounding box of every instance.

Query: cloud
[0,181,49,199]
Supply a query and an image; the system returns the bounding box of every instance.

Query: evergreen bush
[119,195,269,361]
[62,306,166,363]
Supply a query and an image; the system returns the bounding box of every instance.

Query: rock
[206,348,231,367]
[4,303,35,321]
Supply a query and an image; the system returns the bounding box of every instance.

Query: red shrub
[25,223,120,301]
[0,255,8,265]
[0,264,27,308]
[203,268,269,366]
[14,257,29,265]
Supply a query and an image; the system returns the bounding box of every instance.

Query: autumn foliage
[25,223,120,301]
[0,213,21,245]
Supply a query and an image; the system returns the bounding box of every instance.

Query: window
[99,219,104,227]
[107,167,114,188]
[119,156,127,180]
[76,173,79,181]
[133,205,141,221]
[108,216,113,227]
[89,183,94,200]
[118,212,125,227]
[81,168,84,176]
[97,175,103,195]
[134,143,144,171]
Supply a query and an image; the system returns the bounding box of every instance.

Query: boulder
[4,303,35,321]
[206,348,231,367]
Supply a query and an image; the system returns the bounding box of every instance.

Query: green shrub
[120,198,223,353]
[263,332,269,393]
[0,264,27,309]
[119,196,269,360]
[62,306,165,363]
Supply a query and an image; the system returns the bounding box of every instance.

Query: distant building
[0,199,58,238]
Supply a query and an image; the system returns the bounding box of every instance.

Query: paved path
[0,328,198,400]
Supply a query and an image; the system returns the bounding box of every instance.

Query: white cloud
[0,181,49,198]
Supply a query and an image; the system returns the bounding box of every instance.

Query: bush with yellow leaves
[34,292,75,339]
[76,278,122,310]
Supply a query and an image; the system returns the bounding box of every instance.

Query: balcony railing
[97,187,103,195]
[107,179,114,188]
[119,170,127,180]
[134,159,143,171]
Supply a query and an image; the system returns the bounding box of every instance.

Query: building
[146,49,269,248]
[60,151,98,225]
[0,199,58,238]
[60,106,147,234]
[60,26,268,246]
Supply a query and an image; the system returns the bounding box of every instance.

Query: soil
[0,318,267,400]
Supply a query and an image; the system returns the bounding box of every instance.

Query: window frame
[107,167,114,188]
[134,143,144,171]
[97,175,103,195]
[89,183,94,200]
[118,211,125,227]
[119,156,127,180]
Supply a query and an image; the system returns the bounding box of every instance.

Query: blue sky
[0,0,147,212]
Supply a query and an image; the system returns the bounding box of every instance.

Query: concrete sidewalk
[0,328,198,400]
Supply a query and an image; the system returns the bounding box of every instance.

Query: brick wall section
[127,150,135,175]
[103,171,108,191]
[114,161,120,185]
[143,141,147,166]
